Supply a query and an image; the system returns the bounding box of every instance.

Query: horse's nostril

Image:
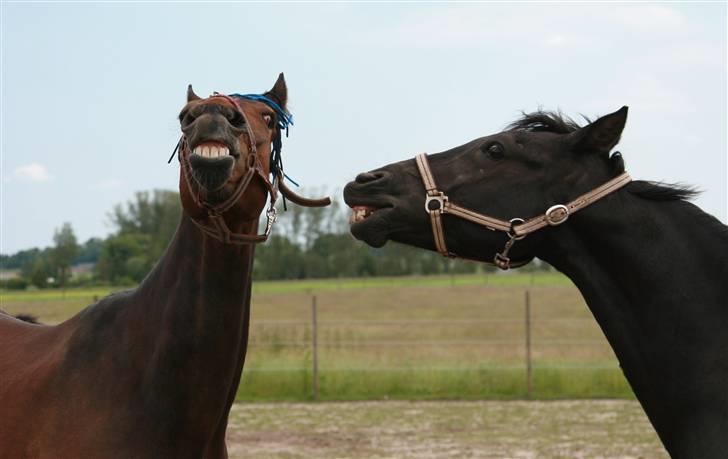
[355,171,386,184]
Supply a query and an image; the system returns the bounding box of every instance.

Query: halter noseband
[415,153,632,269]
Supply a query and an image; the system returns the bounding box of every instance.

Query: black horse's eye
[482,142,505,160]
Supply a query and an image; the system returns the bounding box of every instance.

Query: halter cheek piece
[415,153,632,270]
[172,93,330,245]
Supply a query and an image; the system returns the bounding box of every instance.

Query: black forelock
[506,110,587,134]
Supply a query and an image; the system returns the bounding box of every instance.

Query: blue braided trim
[229,93,293,130]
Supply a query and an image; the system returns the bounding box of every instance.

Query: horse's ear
[265,73,288,109]
[571,106,628,155]
[187,85,201,102]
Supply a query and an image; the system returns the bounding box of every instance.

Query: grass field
[225,400,667,458]
[1,272,632,401]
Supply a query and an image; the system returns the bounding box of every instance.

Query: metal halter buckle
[493,253,511,270]
[545,204,569,226]
[424,192,447,213]
[263,207,278,237]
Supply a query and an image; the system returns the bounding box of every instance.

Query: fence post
[525,289,533,398]
[312,295,319,401]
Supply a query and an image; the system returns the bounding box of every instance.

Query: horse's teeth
[192,145,229,158]
[349,208,369,224]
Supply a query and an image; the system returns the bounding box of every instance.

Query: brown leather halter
[415,153,632,270]
[175,94,330,245]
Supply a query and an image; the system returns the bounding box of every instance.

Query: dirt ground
[226,400,668,459]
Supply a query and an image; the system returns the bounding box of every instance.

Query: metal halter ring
[508,218,527,240]
[424,192,447,213]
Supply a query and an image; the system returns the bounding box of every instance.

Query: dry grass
[2,274,631,399]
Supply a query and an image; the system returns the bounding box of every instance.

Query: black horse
[344,106,728,458]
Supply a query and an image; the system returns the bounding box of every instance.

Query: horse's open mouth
[189,141,237,191]
[350,205,377,224]
[347,203,393,248]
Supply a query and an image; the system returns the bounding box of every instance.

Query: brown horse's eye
[482,142,505,160]
[263,114,274,129]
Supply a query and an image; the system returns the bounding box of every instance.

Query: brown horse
[344,107,728,458]
[0,74,328,458]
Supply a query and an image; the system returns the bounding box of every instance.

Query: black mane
[628,181,701,202]
[14,314,40,324]
[508,110,701,204]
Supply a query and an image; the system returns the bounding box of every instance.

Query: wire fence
[242,289,622,400]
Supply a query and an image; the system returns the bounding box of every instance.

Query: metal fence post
[312,295,319,401]
[525,289,533,398]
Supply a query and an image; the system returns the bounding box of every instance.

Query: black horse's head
[343,106,629,265]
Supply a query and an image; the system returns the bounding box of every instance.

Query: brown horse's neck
[57,214,257,455]
[537,193,728,458]
[138,213,255,429]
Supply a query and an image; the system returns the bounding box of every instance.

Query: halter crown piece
[415,153,632,270]
[170,92,329,245]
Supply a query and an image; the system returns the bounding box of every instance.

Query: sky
[1,2,726,254]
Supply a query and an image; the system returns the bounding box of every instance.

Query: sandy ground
[226,400,668,459]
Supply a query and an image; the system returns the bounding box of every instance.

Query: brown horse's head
[177,74,288,223]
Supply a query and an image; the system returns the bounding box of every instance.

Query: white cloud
[360,4,692,51]
[13,163,51,182]
[360,6,556,49]
[586,75,695,115]
[90,178,123,190]
[610,5,687,34]
[545,34,574,48]
[648,41,725,68]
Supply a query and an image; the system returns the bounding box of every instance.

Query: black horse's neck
[537,188,728,458]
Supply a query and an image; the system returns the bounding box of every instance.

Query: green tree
[253,235,306,280]
[52,223,79,289]
[1,247,41,270]
[98,190,181,285]
[74,238,104,264]
[97,233,151,284]
[109,190,181,261]
[23,255,53,288]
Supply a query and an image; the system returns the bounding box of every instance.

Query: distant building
[70,263,95,278]
[0,270,20,280]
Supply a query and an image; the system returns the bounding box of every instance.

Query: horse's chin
[189,155,235,192]
[349,208,393,248]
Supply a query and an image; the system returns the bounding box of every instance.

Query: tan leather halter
[415,153,632,270]
[176,94,279,245]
